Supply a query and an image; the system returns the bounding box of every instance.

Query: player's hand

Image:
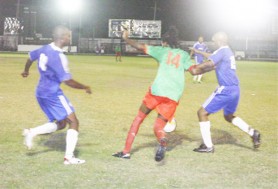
[21,71,29,77]
[84,86,92,94]
[122,30,129,40]
[189,47,194,51]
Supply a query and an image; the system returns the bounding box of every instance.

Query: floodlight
[57,0,83,14]
[211,0,274,30]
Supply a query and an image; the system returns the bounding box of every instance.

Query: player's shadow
[26,132,80,157]
[211,128,254,150]
[130,128,254,155]
[131,132,192,155]
[167,132,195,151]
[43,132,66,151]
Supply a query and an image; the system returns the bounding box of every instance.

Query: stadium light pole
[153,0,157,20]
[16,0,21,18]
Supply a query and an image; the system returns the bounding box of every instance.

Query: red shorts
[143,89,178,121]
[116,52,121,56]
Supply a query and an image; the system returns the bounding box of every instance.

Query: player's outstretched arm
[21,58,34,77]
[64,79,92,94]
[122,30,145,51]
[189,47,211,58]
[188,60,215,75]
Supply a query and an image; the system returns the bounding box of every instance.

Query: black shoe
[193,144,214,153]
[112,151,131,159]
[252,130,261,149]
[155,145,166,162]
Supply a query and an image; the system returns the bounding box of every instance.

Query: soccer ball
[164,117,177,133]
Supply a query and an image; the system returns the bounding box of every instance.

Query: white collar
[50,42,63,52]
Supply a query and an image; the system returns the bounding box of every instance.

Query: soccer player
[188,31,261,153]
[113,27,193,161]
[190,36,208,83]
[21,25,92,165]
[115,45,122,62]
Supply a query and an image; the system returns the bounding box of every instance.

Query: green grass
[0,53,277,189]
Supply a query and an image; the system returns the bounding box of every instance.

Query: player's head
[198,36,204,43]
[52,25,71,46]
[162,26,178,48]
[212,32,228,47]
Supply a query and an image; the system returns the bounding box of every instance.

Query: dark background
[0,0,277,41]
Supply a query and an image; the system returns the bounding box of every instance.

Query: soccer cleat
[155,145,166,162]
[64,157,86,165]
[23,129,34,150]
[193,143,214,153]
[251,130,261,149]
[112,151,131,159]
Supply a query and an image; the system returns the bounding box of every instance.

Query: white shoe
[64,157,86,165]
[22,129,34,150]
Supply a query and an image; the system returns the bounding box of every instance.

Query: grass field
[0,53,277,189]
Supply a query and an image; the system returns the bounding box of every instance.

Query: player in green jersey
[113,27,193,162]
[114,45,122,62]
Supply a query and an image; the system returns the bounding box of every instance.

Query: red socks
[153,118,167,146]
[123,112,168,154]
[123,111,147,154]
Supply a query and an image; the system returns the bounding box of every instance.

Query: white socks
[65,129,79,159]
[193,75,203,82]
[197,75,203,82]
[199,121,213,148]
[193,75,198,81]
[199,117,254,148]
[30,122,58,136]
[232,117,254,136]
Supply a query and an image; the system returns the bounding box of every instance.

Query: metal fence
[0,35,277,61]
[0,35,18,51]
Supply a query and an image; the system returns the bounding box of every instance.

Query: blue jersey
[29,43,72,97]
[193,42,207,64]
[209,46,239,86]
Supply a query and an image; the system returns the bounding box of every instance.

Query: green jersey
[115,46,121,52]
[145,45,193,102]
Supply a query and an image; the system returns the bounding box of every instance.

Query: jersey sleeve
[54,53,72,82]
[29,48,41,61]
[204,44,208,52]
[209,48,223,65]
[183,53,193,70]
[145,46,164,63]
[193,43,198,48]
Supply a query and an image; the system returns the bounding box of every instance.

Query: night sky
[0,0,277,41]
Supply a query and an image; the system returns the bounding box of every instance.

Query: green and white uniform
[145,46,193,102]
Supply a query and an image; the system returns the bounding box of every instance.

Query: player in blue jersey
[190,36,208,83]
[21,25,91,165]
[188,32,261,153]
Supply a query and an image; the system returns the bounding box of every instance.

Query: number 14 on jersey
[167,52,180,68]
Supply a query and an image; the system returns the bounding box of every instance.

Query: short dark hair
[162,26,179,48]
[52,25,70,41]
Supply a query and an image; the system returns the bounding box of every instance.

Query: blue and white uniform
[203,46,240,115]
[29,43,75,121]
[193,42,207,64]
